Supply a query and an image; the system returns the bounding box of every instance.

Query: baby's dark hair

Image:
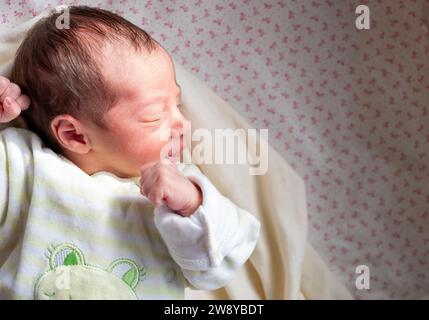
[10,5,158,153]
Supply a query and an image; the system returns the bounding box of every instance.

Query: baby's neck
[61,148,138,179]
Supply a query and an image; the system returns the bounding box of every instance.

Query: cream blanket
[0,8,352,300]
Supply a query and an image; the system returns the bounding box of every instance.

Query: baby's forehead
[99,43,147,98]
[99,41,176,105]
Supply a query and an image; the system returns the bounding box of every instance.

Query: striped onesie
[0,127,260,299]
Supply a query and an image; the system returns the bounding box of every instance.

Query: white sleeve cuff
[153,167,258,271]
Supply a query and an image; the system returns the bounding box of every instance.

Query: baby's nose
[170,114,187,132]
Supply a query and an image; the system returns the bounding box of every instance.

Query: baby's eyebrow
[137,88,182,108]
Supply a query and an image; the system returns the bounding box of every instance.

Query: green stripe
[28,179,165,245]
[28,211,171,261]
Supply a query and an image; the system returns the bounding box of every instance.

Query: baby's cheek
[137,138,168,162]
[121,127,170,164]
[158,141,174,161]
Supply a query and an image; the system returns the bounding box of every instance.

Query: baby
[0,6,260,299]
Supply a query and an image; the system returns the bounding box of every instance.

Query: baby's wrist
[178,182,203,217]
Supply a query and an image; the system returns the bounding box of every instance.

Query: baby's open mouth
[167,136,186,157]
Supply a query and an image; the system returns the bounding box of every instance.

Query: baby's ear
[107,259,146,289]
[48,243,86,269]
[50,115,91,154]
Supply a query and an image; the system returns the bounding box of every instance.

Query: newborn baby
[0,6,260,299]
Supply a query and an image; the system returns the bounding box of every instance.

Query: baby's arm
[153,164,261,290]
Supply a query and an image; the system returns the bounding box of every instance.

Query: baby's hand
[0,76,30,123]
[139,160,203,217]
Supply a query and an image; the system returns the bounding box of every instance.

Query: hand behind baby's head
[0,76,30,124]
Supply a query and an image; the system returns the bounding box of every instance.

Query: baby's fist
[0,76,30,123]
[139,160,202,217]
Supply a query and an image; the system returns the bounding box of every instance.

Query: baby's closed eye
[141,113,163,122]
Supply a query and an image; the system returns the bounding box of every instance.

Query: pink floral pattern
[1,0,428,299]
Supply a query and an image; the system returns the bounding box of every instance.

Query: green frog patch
[34,243,146,300]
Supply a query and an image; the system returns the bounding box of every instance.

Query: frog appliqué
[34,243,146,300]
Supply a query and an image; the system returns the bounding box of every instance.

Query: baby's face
[86,44,187,178]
